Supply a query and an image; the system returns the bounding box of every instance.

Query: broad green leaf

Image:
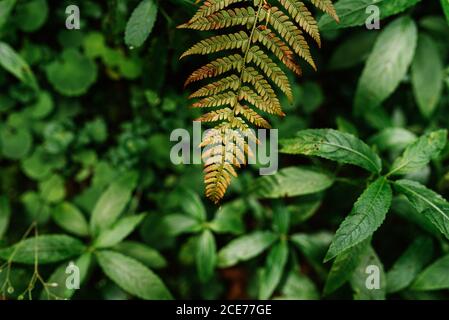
[288,194,322,225]
[369,127,417,152]
[392,196,440,236]
[45,49,97,96]
[28,91,54,119]
[394,179,449,240]
[411,33,444,118]
[300,82,324,114]
[291,231,333,275]
[279,272,319,300]
[0,235,86,264]
[419,16,449,39]
[38,174,66,204]
[350,246,386,300]
[113,241,167,269]
[90,171,138,236]
[272,205,290,235]
[281,129,382,173]
[15,0,48,32]
[182,189,206,221]
[412,254,449,290]
[217,231,277,268]
[41,253,91,300]
[387,236,434,293]
[0,0,16,29]
[96,250,172,300]
[210,199,245,234]
[324,239,370,296]
[336,117,359,136]
[354,16,417,113]
[21,147,65,181]
[329,31,378,70]
[0,42,38,89]
[52,202,89,237]
[0,125,33,160]
[319,0,421,30]
[325,177,392,261]
[161,214,202,236]
[125,0,158,48]
[253,166,334,198]
[0,195,11,239]
[442,0,449,25]
[94,214,146,248]
[21,191,51,224]
[389,130,447,175]
[196,230,216,282]
[259,240,288,299]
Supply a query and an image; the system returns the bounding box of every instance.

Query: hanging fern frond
[191,0,244,21]
[180,0,338,203]
[309,0,339,22]
[184,54,244,86]
[179,7,258,30]
[180,31,249,59]
[278,0,321,46]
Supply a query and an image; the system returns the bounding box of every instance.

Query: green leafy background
[1,0,449,300]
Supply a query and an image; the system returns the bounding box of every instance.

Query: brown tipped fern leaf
[180,0,338,203]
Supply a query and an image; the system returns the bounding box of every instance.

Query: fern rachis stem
[231,0,265,120]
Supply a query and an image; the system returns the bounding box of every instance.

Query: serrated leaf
[354,16,417,113]
[324,239,370,296]
[389,130,447,176]
[196,230,216,282]
[258,240,288,299]
[391,196,440,236]
[411,254,449,290]
[125,0,158,48]
[325,177,392,262]
[281,129,382,173]
[253,166,334,198]
[90,171,138,236]
[319,0,421,30]
[350,246,386,300]
[94,214,146,248]
[0,235,86,264]
[411,33,444,118]
[52,202,89,237]
[386,236,434,293]
[0,42,38,89]
[217,231,277,268]
[394,179,449,240]
[96,250,172,300]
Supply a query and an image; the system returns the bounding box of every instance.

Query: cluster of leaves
[0,0,449,301]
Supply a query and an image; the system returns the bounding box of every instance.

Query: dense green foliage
[1,0,449,300]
